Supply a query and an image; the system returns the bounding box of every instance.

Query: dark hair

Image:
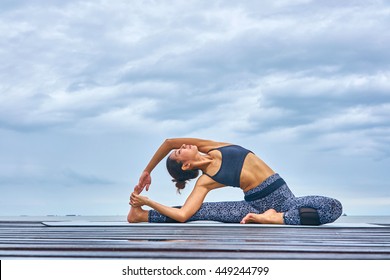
[166,156,199,193]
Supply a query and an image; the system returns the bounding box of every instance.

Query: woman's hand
[134,170,151,194]
[130,192,150,207]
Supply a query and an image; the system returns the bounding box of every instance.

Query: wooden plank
[2,250,389,260]
[41,221,385,227]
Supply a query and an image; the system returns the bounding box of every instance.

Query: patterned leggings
[148,173,343,225]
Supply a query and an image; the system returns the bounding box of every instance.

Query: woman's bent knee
[319,198,343,224]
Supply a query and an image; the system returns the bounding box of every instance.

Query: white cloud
[1,0,390,215]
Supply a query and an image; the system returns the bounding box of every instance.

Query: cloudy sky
[1,0,389,217]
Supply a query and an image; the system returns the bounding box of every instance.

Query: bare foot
[127,206,148,223]
[240,209,284,224]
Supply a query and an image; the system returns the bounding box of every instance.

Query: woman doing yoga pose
[128,138,342,225]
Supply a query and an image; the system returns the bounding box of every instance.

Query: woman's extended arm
[131,177,213,222]
[135,138,228,193]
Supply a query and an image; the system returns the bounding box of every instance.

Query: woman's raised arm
[134,138,228,193]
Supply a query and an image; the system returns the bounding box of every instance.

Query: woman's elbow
[163,138,174,149]
[176,212,190,223]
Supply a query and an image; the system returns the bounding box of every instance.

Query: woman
[128,138,342,225]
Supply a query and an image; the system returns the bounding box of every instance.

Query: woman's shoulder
[207,144,251,154]
[195,173,225,190]
[197,140,232,153]
[206,143,236,152]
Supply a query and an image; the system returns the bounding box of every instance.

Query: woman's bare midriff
[239,153,275,193]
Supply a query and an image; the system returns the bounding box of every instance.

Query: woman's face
[170,144,198,162]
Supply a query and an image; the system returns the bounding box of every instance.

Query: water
[336,215,390,224]
[0,215,127,222]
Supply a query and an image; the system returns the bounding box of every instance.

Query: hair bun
[172,179,186,193]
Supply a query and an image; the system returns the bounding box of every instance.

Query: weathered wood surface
[1,219,390,259]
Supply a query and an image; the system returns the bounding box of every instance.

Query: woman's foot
[127,206,148,223]
[240,209,284,224]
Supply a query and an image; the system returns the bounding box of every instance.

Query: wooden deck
[1,217,390,259]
